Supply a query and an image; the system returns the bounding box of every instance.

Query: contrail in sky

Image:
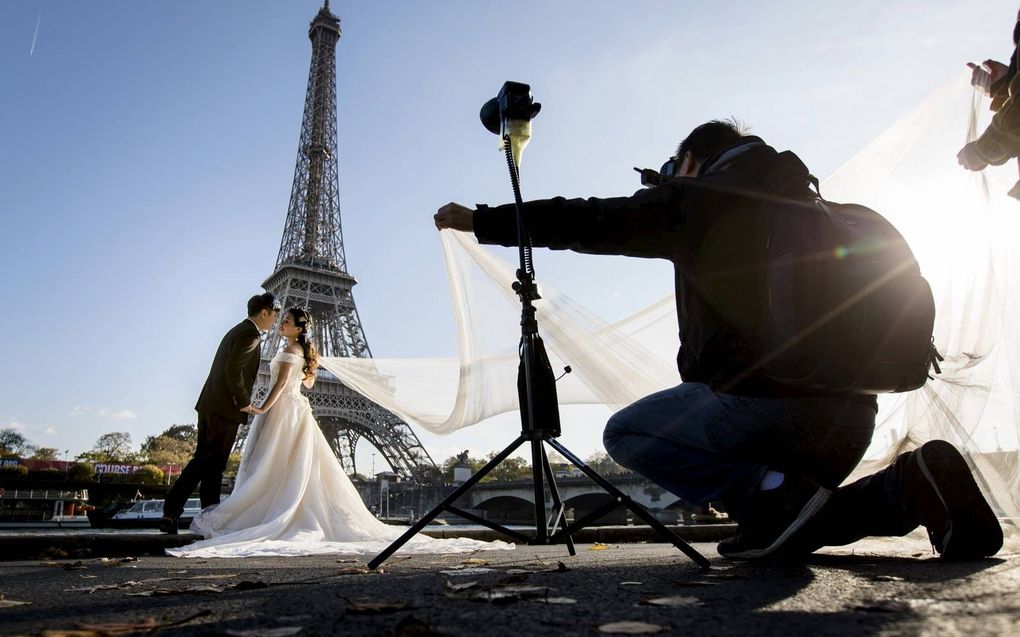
[29,11,41,56]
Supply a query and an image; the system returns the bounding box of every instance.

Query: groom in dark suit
[160,292,281,534]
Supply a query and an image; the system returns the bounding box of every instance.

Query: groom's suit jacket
[195,319,262,424]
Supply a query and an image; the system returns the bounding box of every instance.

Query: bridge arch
[562,493,628,525]
[474,496,535,524]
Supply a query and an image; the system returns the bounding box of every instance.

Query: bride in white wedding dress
[167,307,514,558]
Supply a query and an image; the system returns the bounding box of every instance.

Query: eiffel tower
[247,1,437,483]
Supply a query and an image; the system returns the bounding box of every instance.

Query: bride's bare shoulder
[284,345,304,356]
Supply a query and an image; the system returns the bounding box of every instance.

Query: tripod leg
[540,444,575,556]
[368,435,528,570]
[529,438,548,543]
[546,438,710,569]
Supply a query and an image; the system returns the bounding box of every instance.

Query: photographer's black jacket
[473,136,826,398]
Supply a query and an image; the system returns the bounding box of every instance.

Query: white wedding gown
[167,351,514,558]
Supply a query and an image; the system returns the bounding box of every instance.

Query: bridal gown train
[167,351,514,558]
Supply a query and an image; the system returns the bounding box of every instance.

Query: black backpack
[755,194,939,394]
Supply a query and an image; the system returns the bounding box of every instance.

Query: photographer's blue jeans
[602,382,876,522]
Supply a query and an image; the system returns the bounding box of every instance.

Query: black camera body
[635,155,681,187]
[480,81,542,137]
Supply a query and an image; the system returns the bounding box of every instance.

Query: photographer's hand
[967,60,1008,95]
[434,202,474,232]
[958,142,989,172]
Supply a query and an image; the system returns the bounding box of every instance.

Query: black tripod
[368,139,709,571]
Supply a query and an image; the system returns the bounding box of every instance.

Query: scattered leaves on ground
[597,621,668,634]
[122,580,268,597]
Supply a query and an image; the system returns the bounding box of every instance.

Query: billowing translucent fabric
[168,351,514,558]
[320,71,1017,544]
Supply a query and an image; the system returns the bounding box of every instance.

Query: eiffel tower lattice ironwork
[245,1,437,482]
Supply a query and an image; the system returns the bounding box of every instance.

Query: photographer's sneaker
[906,440,1002,560]
[717,474,831,560]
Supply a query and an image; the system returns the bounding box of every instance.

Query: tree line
[2,426,628,485]
[0,424,201,466]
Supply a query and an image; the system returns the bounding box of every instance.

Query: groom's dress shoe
[158,515,179,535]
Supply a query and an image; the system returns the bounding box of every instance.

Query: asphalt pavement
[1,535,1017,636]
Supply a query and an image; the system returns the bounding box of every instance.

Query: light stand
[368,83,708,570]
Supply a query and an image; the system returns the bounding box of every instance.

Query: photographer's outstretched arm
[459,182,690,260]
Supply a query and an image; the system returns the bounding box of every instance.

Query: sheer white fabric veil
[319,71,1018,545]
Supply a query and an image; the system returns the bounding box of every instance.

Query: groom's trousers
[164,411,240,518]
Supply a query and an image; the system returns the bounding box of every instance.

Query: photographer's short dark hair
[247,292,278,317]
[676,119,745,164]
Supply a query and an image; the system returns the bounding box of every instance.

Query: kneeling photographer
[434,119,1002,561]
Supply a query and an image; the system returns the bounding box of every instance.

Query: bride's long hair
[287,307,319,381]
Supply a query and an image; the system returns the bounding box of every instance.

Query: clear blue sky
[0,0,1013,470]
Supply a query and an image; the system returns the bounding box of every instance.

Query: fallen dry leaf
[598,621,668,634]
[128,584,226,597]
[444,580,479,592]
[440,567,494,576]
[95,557,138,567]
[340,596,412,615]
[505,561,570,575]
[0,594,31,608]
[590,543,610,551]
[641,595,703,607]
[66,581,146,594]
